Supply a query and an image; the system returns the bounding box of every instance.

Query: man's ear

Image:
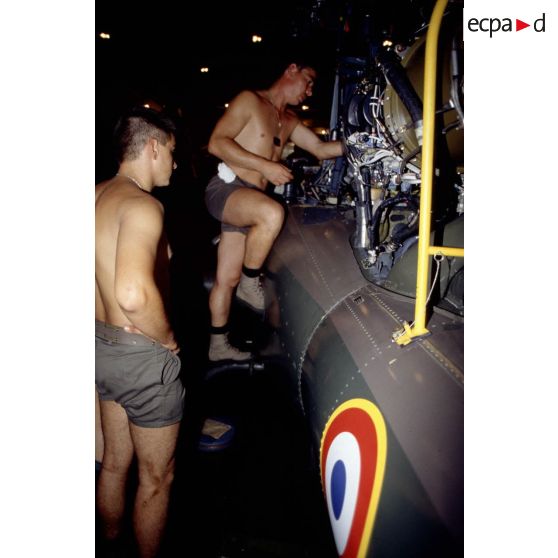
[286,63,298,76]
[148,137,159,159]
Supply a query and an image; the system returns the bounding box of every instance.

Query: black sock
[242,265,261,278]
[210,324,229,335]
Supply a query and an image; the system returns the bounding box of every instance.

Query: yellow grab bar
[394,0,463,346]
[428,246,464,258]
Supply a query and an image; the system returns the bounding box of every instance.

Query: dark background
[96,0,335,182]
[95,2,437,556]
[95,0,435,182]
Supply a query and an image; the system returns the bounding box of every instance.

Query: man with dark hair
[95,107,184,557]
[205,62,343,362]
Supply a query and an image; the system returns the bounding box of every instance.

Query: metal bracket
[392,321,431,346]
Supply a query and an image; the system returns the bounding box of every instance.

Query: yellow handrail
[394,0,463,346]
[428,246,464,258]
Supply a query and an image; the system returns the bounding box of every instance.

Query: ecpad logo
[468,13,546,37]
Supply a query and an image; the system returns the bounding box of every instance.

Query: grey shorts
[95,321,185,428]
[205,174,260,234]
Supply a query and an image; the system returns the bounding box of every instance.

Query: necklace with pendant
[263,95,282,147]
[116,173,148,192]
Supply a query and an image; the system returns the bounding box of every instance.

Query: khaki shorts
[95,321,185,428]
[205,173,260,234]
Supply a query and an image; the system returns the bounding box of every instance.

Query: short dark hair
[261,59,318,88]
[288,59,318,73]
[113,107,177,163]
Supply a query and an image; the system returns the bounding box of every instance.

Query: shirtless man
[95,107,184,558]
[205,61,343,361]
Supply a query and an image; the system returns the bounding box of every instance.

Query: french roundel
[320,399,387,558]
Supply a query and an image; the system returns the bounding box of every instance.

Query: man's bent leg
[97,400,134,541]
[130,421,180,558]
[209,231,246,327]
[221,188,285,269]
[242,199,284,268]
[208,231,252,361]
[220,189,284,314]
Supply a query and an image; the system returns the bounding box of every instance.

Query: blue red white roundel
[320,398,387,558]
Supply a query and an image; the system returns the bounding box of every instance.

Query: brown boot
[236,274,265,313]
[208,333,252,362]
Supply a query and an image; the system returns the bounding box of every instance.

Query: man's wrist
[341,139,349,157]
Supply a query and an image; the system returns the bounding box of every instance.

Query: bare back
[95,177,170,329]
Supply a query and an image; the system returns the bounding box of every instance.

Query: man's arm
[208,91,266,171]
[289,121,344,160]
[208,91,293,185]
[114,198,177,350]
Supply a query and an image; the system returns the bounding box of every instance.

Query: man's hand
[261,160,294,186]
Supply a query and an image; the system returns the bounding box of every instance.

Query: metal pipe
[428,246,464,258]
[412,0,449,337]
[394,0,451,346]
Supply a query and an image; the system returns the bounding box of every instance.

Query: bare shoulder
[235,90,261,104]
[125,191,163,216]
[118,191,164,231]
[95,179,111,201]
[229,90,261,112]
[211,91,261,139]
[95,180,110,191]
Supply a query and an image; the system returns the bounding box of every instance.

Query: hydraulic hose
[374,49,424,144]
[398,146,422,174]
[369,194,419,247]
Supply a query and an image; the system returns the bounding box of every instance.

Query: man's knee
[256,200,284,231]
[214,271,241,290]
[270,201,285,228]
[101,450,133,476]
[138,457,176,491]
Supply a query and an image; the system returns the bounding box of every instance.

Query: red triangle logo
[516,19,530,31]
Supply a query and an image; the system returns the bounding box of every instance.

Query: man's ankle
[242,265,261,278]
